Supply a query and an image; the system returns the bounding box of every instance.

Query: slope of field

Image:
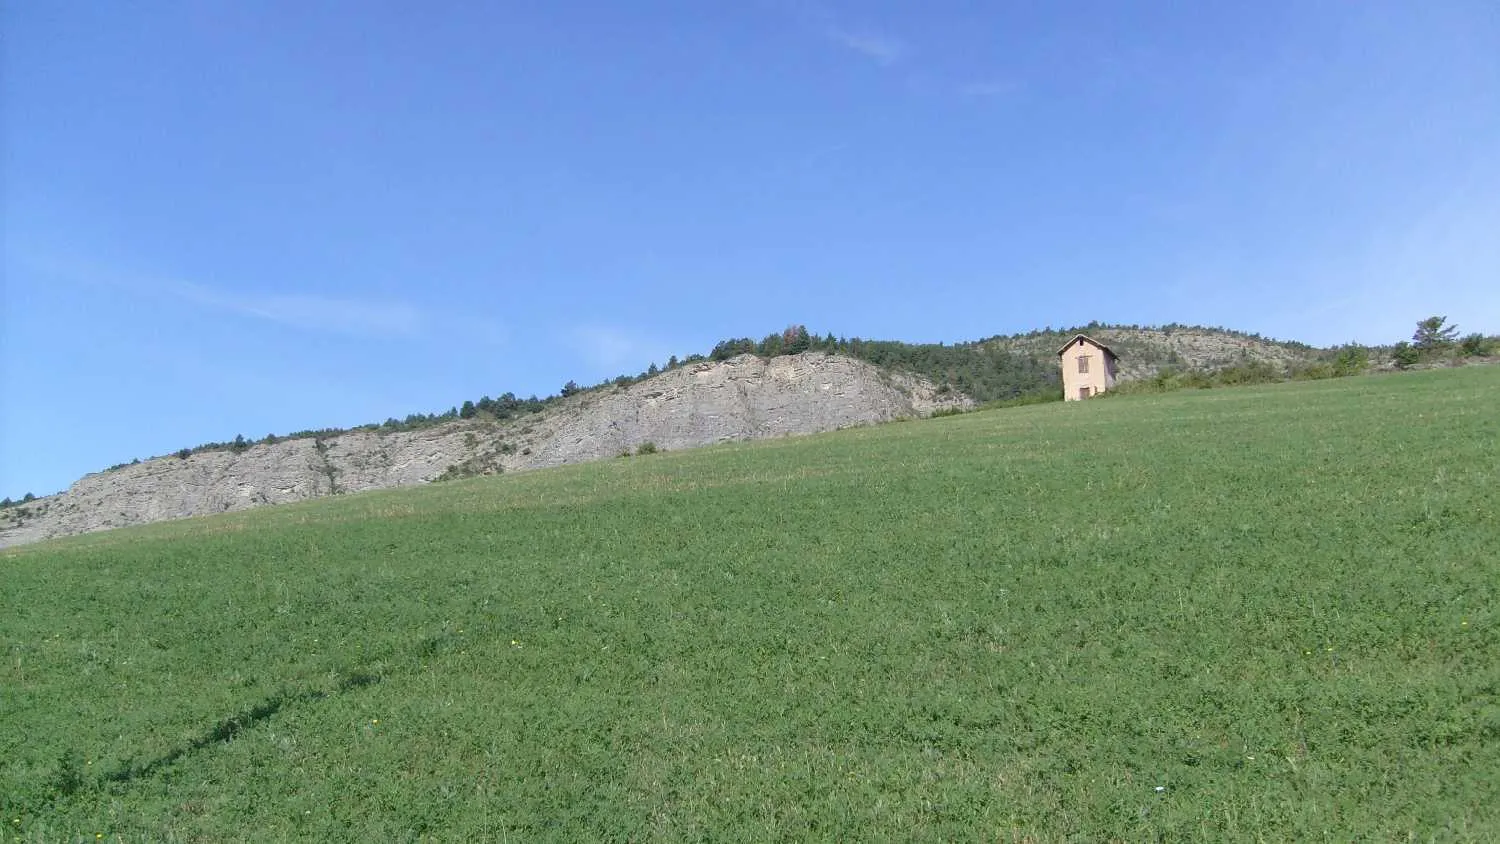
[4,368,1497,840]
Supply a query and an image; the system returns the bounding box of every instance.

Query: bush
[1459,333,1491,357]
[1291,363,1336,381]
[1215,361,1281,386]
[1392,342,1420,369]
[635,442,659,456]
[1332,345,1370,376]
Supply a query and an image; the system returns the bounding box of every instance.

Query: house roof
[1056,333,1119,360]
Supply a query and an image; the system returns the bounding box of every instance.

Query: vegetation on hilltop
[1393,315,1494,369]
[4,367,1497,839]
[96,318,1495,474]
[711,325,1062,403]
[0,493,36,509]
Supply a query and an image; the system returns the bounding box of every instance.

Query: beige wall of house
[1059,338,1116,401]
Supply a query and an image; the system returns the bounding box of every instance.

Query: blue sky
[4,1,1498,498]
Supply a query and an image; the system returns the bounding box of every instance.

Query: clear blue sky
[4,1,1498,499]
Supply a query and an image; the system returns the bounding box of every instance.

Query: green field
[4,367,1498,841]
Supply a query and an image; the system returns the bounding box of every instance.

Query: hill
[0,353,963,548]
[706,323,1333,402]
[978,323,1325,381]
[0,323,1395,547]
[3,366,1497,839]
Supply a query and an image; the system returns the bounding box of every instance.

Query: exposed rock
[984,327,1324,381]
[1,353,966,548]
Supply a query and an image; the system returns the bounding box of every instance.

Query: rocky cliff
[0,353,966,548]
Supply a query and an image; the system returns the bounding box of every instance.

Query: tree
[459,400,477,419]
[560,380,581,397]
[1391,341,1419,369]
[1459,333,1490,357]
[710,338,755,361]
[758,332,785,357]
[783,324,811,354]
[1331,345,1369,376]
[22,492,35,503]
[1413,316,1459,352]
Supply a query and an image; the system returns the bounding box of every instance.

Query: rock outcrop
[984,327,1326,381]
[0,353,966,548]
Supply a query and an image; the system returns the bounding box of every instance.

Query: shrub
[1291,363,1336,380]
[635,442,659,456]
[1216,361,1281,386]
[1459,333,1491,357]
[1392,342,1420,369]
[1332,345,1370,376]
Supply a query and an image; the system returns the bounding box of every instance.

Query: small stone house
[1057,334,1119,400]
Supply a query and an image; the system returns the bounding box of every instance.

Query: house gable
[1055,334,1119,361]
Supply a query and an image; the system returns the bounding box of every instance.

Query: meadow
[3,366,1497,841]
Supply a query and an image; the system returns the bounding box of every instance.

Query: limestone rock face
[1,353,966,548]
[520,353,959,468]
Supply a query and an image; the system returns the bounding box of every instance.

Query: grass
[3,367,1498,841]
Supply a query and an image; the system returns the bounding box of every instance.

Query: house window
[1078,386,1091,399]
[1077,356,1090,374]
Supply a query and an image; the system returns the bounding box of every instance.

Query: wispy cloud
[960,80,1019,98]
[169,281,429,339]
[828,27,908,65]
[17,252,508,343]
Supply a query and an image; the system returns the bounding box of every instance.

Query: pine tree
[1413,316,1459,351]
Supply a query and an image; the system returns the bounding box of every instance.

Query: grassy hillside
[4,367,1497,840]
